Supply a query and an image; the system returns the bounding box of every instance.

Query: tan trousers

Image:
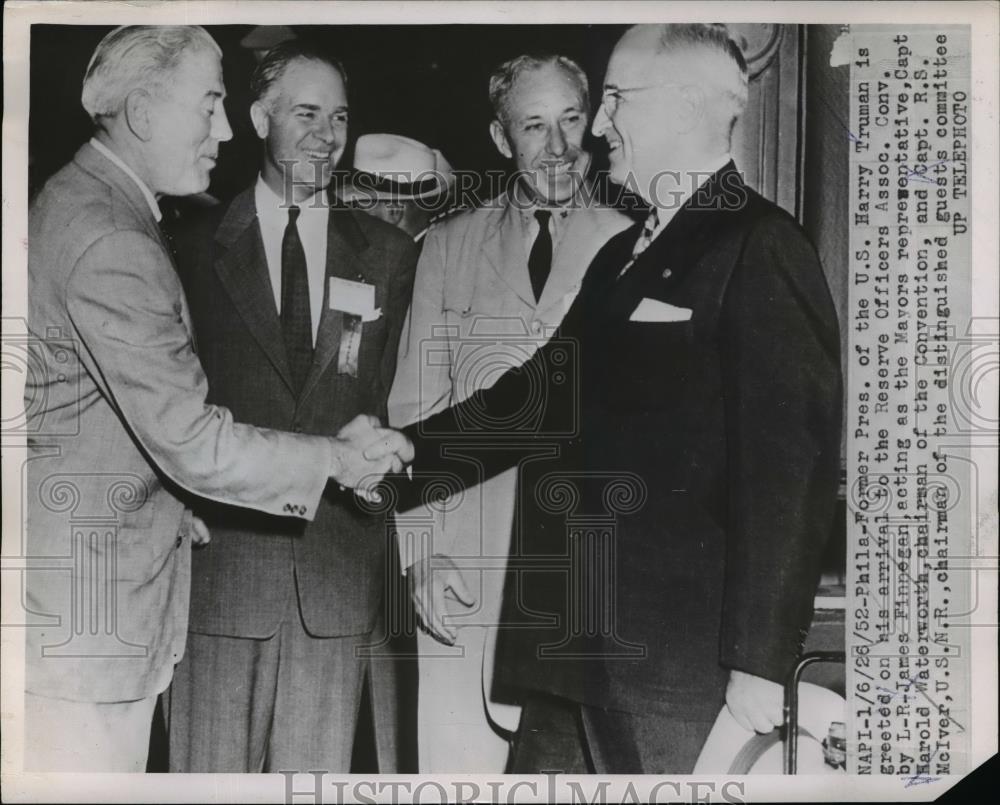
[24,690,157,772]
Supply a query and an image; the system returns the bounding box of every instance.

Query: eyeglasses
[599,82,685,118]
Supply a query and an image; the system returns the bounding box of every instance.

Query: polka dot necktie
[618,207,660,279]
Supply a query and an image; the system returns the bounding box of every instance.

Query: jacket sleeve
[387,226,455,429]
[375,236,420,422]
[717,213,843,683]
[392,257,587,511]
[65,229,333,520]
[387,225,463,566]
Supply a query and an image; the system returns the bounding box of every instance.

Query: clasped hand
[329,414,414,502]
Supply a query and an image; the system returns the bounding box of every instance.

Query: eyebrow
[292,102,349,112]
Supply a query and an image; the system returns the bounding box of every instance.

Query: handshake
[326,414,414,502]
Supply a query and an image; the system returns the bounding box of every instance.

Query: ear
[489,119,513,160]
[250,101,270,140]
[676,85,706,134]
[123,89,154,142]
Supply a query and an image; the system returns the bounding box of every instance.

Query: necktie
[528,209,553,302]
[618,207,660,279]
[280,205,313,393]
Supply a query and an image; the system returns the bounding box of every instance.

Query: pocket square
[629,298,693,322]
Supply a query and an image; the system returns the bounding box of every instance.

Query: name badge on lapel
[329,277,381,376]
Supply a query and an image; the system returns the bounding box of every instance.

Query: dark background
[29,24,633,202]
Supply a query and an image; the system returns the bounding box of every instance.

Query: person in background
[166,40,419,773]
[386,52,632,772]
[23,25,407,773]
[341,133,456,247]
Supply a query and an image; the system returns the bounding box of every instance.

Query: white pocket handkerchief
[629,298,693,322]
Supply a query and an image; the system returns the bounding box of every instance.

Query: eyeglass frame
[598,82,687,118]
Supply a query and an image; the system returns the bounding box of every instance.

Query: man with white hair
[23,25,409,772]
[391,24,841,773]
[387,52,631,772]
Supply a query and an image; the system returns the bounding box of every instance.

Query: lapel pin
[662,268,673,279]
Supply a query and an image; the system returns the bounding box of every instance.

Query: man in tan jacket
[388,53,631,772]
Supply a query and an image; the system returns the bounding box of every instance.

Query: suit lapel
[298,206,373,402]
[536,204,628,318]
[213,189,295,392]
[607,162,743,320]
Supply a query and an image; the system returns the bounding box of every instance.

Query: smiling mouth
[304,151,333,161]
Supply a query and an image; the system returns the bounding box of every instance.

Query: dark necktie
[280,205,312,393]
[528,209,553,303]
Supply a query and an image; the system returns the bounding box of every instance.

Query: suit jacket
[24,143,334,703]
[175,186,418,638]
[400,164,843,721]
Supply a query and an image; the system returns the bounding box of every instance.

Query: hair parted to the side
[488,53,589,126]
[652,23,749,138]
[249,39,348,107]
[81,25,221,123]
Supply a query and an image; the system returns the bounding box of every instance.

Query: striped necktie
[618,207,660,279]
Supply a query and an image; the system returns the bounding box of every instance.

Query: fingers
[725,670,783,734]
[190,515,211,546]
[338,413,382,439]
[428,576,458,644]
[408,558,464,646]
[443,568,477,609]
[362,429,413,463]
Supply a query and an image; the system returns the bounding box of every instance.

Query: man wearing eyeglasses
[390,23,842,773]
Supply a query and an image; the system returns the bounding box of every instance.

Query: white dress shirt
[90,138,162,222]
[254,176,330,346]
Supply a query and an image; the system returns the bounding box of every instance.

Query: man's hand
[328,414,414,501]
[725,669,784,733]
[407,554,477,645]
[190,515,211,547]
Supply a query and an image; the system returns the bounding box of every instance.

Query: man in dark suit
[167,41,418,772]
[390,23,842,773]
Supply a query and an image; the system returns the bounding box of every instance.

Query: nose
[212,105,233,143]
[592,103,610,137]
[314,115,337,145]
[547,125,567,157]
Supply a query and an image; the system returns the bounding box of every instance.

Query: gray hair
[81,26,221,123]
[651,23,749,131]
[488,53,589,125]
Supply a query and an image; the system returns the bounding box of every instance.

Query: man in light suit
[387,53,631,772]
[392,24,842,773]
[166,41,419,773]
[23,26,408,773]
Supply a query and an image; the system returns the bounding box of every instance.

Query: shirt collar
[650,153,732,233]
[90,138,162,222]
[254,174,328,220]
